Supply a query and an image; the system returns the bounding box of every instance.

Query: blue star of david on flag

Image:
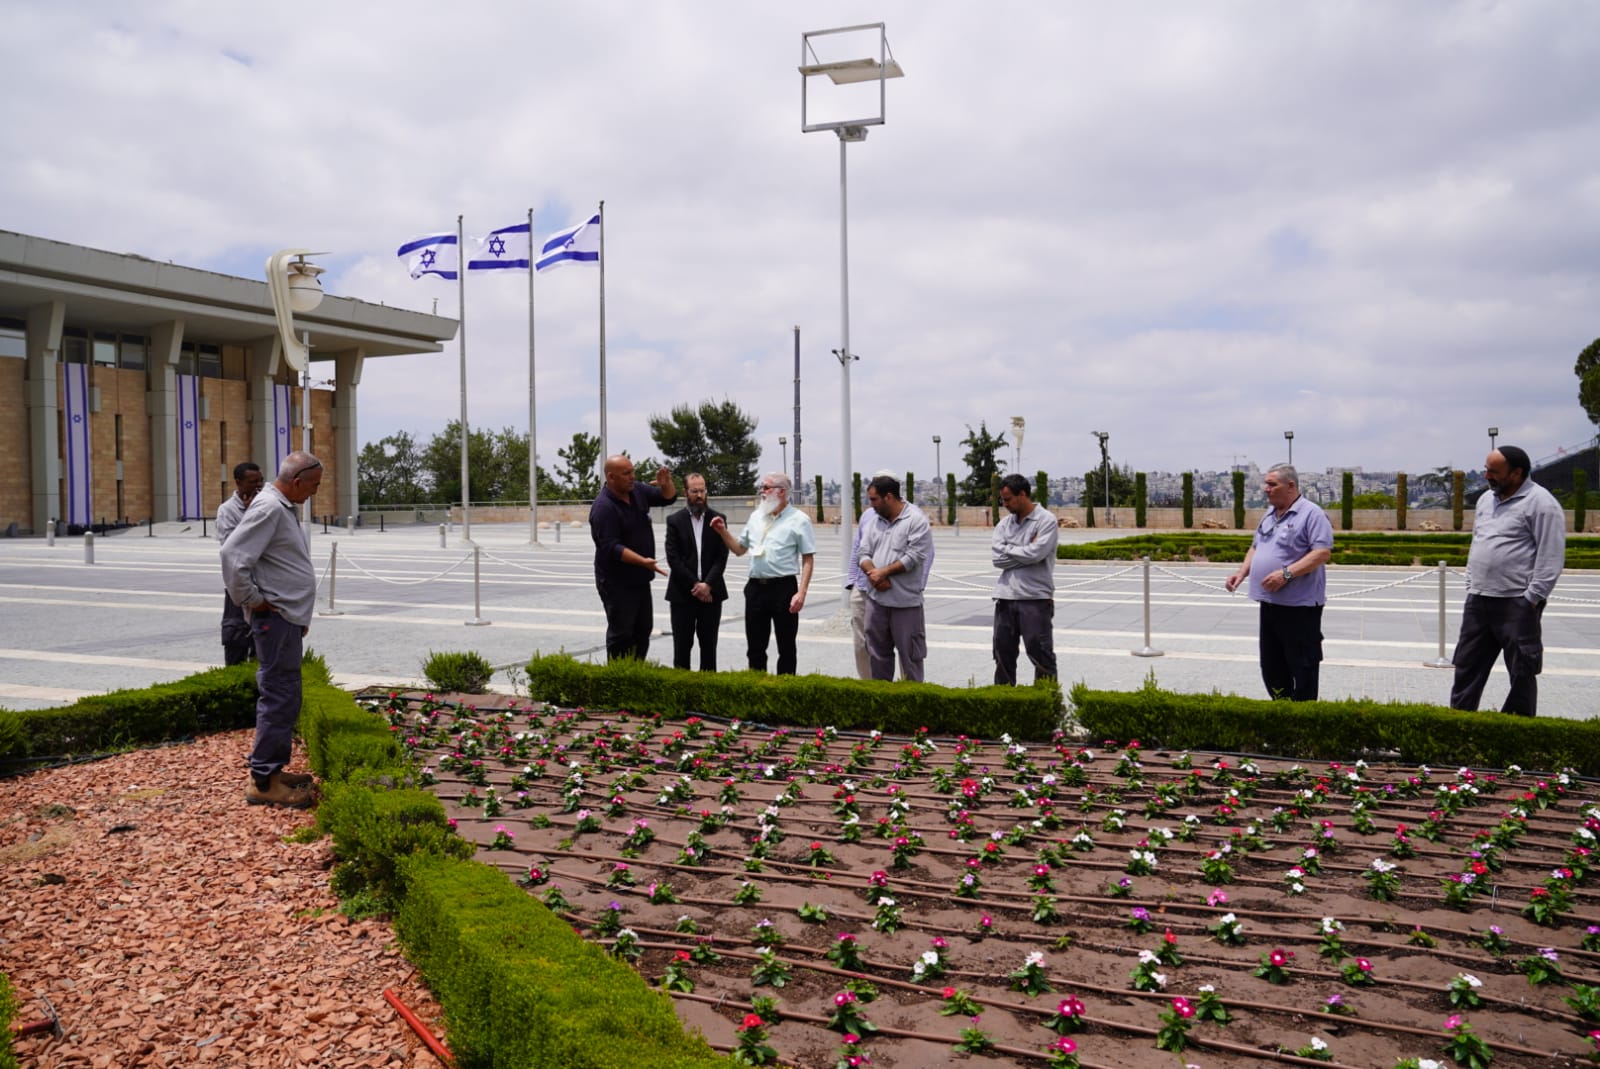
[397,232,459,280]
[468,222,531,272]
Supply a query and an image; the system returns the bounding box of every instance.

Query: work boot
[246,772,315,809]
[276,769,315,788]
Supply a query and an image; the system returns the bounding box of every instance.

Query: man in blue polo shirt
[589,454,676,662]
[1224,464,1334,700]
[711,472,815,674]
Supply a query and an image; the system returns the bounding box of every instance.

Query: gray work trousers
[248,609,304,781]
[863,599,926,682]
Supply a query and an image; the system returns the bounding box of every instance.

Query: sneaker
[245,773,316,809]
[276,769,315,788]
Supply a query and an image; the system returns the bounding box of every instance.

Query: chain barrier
[1327,569,1437,599]
[336,551,476,586]
[477,548,581,578]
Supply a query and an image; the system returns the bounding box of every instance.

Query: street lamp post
[779,435,788,476]
[1011,416,1025,475]
[266,249,326,532]
[932,434,942,515]
[802,22,902,599]
[1092,430,1111,526]
[1488,426,1499,451]
[1284,429,1294,467]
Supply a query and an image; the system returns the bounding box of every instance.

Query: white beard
[756,494,780,518]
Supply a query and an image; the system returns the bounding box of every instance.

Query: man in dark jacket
[664,473,729,671]
[588,454,676,661]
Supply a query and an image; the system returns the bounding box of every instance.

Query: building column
[333,350,365,522]
[247,335,282,475]
[25,301,65,534]
[146,320,184,522]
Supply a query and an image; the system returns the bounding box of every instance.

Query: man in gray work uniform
[221,451,323,808]
[857,473,934,681]
[991,473,1059,685]
[216,461,264,666]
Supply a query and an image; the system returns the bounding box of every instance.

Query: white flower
[1152,971,1167,988]
[922,951,940,965]
[1138,950,1159,964]
[1459,973,1481,988]
[1024,951,1045,968]
[1219,913,1237,925]
[1198,984,1214,993]
[1321,917,1342,934]
[1290,882,1305,893]
[1370,858,1396,873]
[1309,1037,1327,1051]
[877,896,895,907]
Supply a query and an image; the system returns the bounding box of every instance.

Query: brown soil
[392,691,1598,1069]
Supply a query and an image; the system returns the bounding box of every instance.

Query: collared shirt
[220,484,316,627]
[1246,494,1334,607]
[849,508,936,592]
[689,510,706,580]
[991,503,1059,601]
[589,482,669,587]
[857,502,933,608]
[739,505,816,579]
[1466,480,1566,601]
[216,491,250,544]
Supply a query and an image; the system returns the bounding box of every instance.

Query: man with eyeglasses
[1224,463,1334,701]
[711,472,815,674]
[221,451,324,808]
[589,454,677,662]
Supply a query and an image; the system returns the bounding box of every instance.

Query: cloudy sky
[5,1,1598,486]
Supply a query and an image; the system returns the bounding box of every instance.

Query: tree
[556,432,602,499]
[419,421,526,505]
[1578,337,1600,428]
[648,399,761,493]
[1083,462,1137,510]
[358,431,426,506]
[959,421,1007,505]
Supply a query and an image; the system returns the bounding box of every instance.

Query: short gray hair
[1267,463,1299,486]
[760,472,791,493]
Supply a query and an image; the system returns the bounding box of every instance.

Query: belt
[747,575,797,586]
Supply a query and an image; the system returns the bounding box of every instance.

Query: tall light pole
[802,22,902,599]
[1092,430,1111,527]
[266,249,326,531]
[1011,416,1025,475]
[1488,426,1499,451]
[932,434,942,514]
[1284,429,1294,467]
[779,435,788,475]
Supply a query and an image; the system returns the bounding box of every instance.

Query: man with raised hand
[589,454,677,662]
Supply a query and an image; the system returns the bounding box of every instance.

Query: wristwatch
[1281,566,1294,583]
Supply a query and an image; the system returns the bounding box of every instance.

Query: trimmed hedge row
[1059,531,1600,567]
[302,678,733,1068]
[523,653,1066,740]
[0,664,258,772]
[1071,679,1600,774]
[0,969,17,1069]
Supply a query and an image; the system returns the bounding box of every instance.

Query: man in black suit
[664,473,729,671]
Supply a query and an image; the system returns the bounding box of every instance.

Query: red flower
[674,950,691,962]
[1164,929,1178,945]
[740,1013,765,1031]
[1356,957,1372,972]
[942,986,956,999]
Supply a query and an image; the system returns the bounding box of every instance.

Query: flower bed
[385,692,1600,1067]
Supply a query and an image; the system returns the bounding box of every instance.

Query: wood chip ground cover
[388,692,1598,1068]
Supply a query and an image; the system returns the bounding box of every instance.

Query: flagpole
[527,207,539,545]
[597,199,607,469]
[457,213,472,543]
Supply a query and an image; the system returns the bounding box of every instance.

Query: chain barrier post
[554,520,561,543]
[466,544,491,626]
[439,523,447,549]
[46,519,56,548]
[1424,559,1453,668]
[1132,555,1164,658]
[83,530,94,565]
[321,542,345,616]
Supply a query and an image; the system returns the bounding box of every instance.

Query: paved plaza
[2,520,1597,720]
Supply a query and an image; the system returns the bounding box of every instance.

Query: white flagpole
[457,214,472,543]
[528,207,540,544]
[598,200,607,469]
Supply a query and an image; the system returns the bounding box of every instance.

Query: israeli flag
[62,362,92,526]
[397,232,459,280]
[536,213,601,272]
[468,222,531,271]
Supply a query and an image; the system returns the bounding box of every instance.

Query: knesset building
[0,230,455,535]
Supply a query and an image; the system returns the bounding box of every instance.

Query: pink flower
[941,986,956,999]
[1270,948,1291,966]
[1445,1014,1462,1031]
[1356,957,1372,972]
[1052,1036,1077,1054]
[1171,997,1195,1018]
[1059,996,1085,1016]
[835,991,856,1006]
[1207,888,1229,907]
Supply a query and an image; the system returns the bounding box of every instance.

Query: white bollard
[1424,560,1453,668]
[1131,555,1164,658]
[439,523,447,548]
[83,531,94,565]
[465,544,490,626]
[321,542,345,616]
[46,519,56,547]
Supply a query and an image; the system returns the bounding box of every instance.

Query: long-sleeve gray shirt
[215,492,249,544]
[220,484,316,627]
[857,502,933,608]
[991,504,1059,600]
[1465,480,1566,602]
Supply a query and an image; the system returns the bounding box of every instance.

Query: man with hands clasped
[1224,464,1334,701]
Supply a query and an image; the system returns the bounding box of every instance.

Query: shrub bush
[423,650,494,694]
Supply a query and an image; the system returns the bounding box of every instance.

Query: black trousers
[669,597,722,672]
[993,598,1057,686]
[1451,594,1545,716]
[221,592,254,666]
[744,575,800,675]
[1258,602,1324,701]
[597,582,652,662]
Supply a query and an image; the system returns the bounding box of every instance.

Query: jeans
[248,608,304,781]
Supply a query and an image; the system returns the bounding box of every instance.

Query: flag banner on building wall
[272,384,293,474]
[62,362,92,526]
[176,374,202,520]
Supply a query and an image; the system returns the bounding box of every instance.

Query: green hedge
[523,654,1065,740]
[1059,531,1600,568]
[0,969,17,1069]
[1071,679,1600,774]
[395,855,727,1069]
[0,664,258,773]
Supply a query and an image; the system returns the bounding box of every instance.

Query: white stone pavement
[1,520,1597,720]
